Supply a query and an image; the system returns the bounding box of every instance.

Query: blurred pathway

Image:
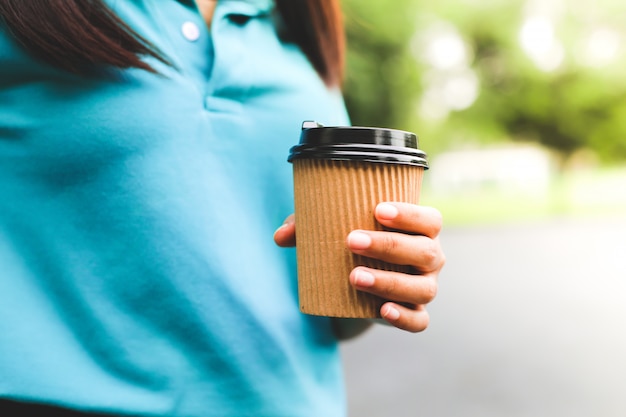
[341,215,626,417]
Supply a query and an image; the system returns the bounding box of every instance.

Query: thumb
[273,214,296,247]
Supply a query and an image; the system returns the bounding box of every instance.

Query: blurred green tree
[342,0,422,130]
[341,0,626,163]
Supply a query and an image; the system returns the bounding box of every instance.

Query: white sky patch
[519,16,564,71]
[413,21,479,120]
[413,22,471,70]
[442,70,480,111]
[578,27,622,67]
[425,31,468,70]
[418,69,480,120]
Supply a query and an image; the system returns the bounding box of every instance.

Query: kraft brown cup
[288,122,428,318]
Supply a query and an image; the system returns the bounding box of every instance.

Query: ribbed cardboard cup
[288,122,428,318]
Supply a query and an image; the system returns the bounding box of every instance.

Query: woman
[0,0,445,416]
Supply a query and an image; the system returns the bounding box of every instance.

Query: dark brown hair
[0,0,344,86]
[275,0,344,86]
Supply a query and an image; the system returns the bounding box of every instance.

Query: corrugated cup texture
[293,159,424,318]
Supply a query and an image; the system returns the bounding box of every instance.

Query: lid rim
[288,123,428,168]
[290,155,429,168]
[289,143,427,156]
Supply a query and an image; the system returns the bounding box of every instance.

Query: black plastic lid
[288,121,428,168]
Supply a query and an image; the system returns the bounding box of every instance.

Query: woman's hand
[274,202,445,334]
[346,202,444,333]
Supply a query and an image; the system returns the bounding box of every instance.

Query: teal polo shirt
[0,0,350,415]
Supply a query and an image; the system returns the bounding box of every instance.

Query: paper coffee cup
[288,121,428,318]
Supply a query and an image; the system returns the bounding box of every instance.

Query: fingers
[350,267,437,305]
[350,267,434,332]
[380,303,430,333]
[347,230,444,273]
[348,202,444,333]
[273,214,296,247]
[347,202,445,272]
[375,202,442,239]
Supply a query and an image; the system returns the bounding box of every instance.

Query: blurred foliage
[341,0,626,163]
[341,0,422,130]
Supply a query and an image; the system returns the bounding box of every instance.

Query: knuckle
[414,321,429,333]
[380,234,399,256]
[407,314,429,333]
[419,241,440,269]
[418,206,443,237]
[421,279,438,303]
[431,208,443,230]
[378,274,399,299]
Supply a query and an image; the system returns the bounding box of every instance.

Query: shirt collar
[178,0,273,16]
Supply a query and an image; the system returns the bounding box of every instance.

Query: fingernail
[274,223,288,234]
[376,203,399,220]
[273,221,293,240]
[353,269,375,287]
[382,305,400,321]
[347,231,372,250]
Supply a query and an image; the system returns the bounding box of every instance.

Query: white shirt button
[181,21,201,42]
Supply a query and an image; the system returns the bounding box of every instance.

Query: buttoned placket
[162,0,274,112]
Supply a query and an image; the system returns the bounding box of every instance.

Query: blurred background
[337,0,626,415]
